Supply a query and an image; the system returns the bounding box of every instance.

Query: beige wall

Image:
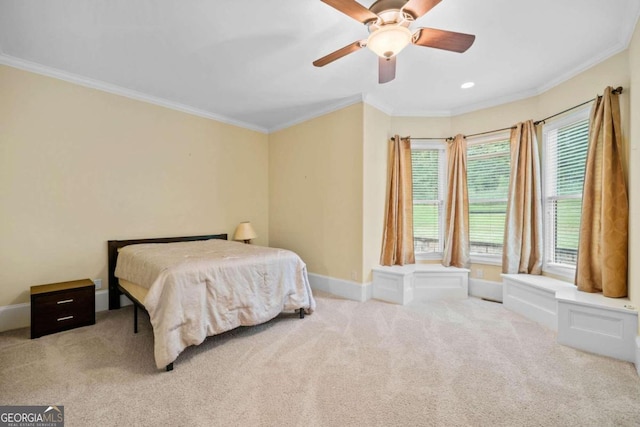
[363,104,391,282]
[628,21,640,315]
[0,65,269,307]
[390,116,452,139]
[268,104,364,282]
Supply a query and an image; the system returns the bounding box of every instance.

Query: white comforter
[114,239,316,369]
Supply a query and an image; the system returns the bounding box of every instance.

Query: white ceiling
[1,0,639,133]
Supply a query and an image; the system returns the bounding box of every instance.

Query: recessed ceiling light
[461,82,475,89]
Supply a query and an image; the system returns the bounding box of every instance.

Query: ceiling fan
[313,0,475,83]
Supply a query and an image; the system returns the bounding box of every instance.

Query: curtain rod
[533,86,622,125]
[410,86,623,141]
[410,126,513,141]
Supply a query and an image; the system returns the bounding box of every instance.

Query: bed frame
[108,233,228,371]
[107,233,306,372]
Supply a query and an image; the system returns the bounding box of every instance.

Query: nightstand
[31,279,95,339]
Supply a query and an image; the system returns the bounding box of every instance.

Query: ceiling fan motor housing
[369,0,413,16]
[368,0,416,31]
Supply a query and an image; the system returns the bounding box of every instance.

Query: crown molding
[0,54,269,134]
[266,94,364,133]
[449,87,540,117]
[534,42,628,97]
[361,93,394,116]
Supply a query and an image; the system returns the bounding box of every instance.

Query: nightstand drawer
[31,279,95,338]
[33,286,92,309]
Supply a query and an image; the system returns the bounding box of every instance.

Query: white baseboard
[0,302,30,332]
[95,289,133,311]
[636,336,640,377]
[469,278,503,302]
[308,273,372,302]
[96,289,109,312]
[0,290,133,333]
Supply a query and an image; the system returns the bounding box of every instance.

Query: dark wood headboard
[107,233,228,310]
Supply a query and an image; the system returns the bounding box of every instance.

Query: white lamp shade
[234,221,257,241]
[367,25,412,58]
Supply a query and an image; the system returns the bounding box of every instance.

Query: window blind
[544,118,589,266]
[467,139,510,256]
[412,148,444,254]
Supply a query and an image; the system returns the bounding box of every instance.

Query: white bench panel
[502,275,570,330]
[372,265,469,304]
[372,271,413,305]
[502,274,639,365]
[557,289,638,363]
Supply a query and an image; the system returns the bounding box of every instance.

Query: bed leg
[134,304,138,334]
[299,308,305,319]
[166,363,173,372]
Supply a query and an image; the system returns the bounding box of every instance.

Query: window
[411,141,446,257]
[542,108,590,275]
[466,134,511,262]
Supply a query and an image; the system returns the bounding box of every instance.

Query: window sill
[415,252,443,262]
[469,254,502,266]
[543,263,576,282]
[416,253,503,266]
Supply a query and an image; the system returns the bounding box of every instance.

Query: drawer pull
[57,316,74,321]
[57,299,74,304]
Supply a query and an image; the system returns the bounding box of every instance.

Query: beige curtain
[380,135,415,266]
[575,87,628,297]
[502,121,543,274]
[443,134,470,268]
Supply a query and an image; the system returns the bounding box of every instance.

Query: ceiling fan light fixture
[366,25,412,58]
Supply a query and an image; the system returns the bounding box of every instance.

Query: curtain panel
[442,134,470,268]
[575,87,628,297]
[380,135,415,266]
[502,120,543,274]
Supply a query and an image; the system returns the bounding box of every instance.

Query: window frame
[466,131,511,266]
[541,106,591,280]
[411,140,447,261]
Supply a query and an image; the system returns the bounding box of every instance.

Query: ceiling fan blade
[413,27,476,53]
[321,0,379,24]
[313,41,364,67]
[402,0,442,19]
[379,56,396,84]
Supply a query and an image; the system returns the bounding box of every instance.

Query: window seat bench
[503,274,638,363]
[372,264,469,305]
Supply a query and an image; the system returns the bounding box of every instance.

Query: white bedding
[114,239,316,369]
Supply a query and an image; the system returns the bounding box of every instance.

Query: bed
[107,234,316,371]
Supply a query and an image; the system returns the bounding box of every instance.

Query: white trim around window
[466,131,511,266]
[411,140,446,259]
[541,105,592,280]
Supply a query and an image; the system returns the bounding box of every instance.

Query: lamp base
[243,239,251,244]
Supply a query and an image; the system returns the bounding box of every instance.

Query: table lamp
[233,221,257,244]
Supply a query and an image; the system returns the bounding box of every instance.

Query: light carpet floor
[1,292,639,426]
